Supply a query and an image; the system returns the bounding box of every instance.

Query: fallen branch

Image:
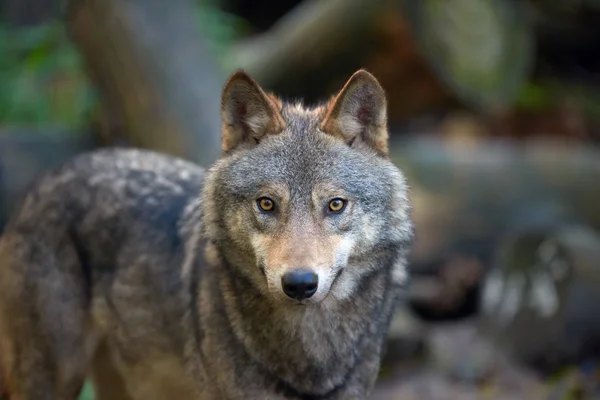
[228,0,395,90]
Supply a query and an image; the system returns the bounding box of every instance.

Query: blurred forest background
[2,0,600,399]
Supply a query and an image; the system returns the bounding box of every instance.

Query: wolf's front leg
[327,349,383,400]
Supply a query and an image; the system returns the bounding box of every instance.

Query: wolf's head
[202,69,413,305]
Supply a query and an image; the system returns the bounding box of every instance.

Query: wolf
[0,69,413,399]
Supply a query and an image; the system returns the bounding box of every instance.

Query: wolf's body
[0,70,413,400]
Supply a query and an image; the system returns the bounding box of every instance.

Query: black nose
[281,270,319,300]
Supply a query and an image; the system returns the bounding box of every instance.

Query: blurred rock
[481,224,600,374]
[373,320,600,399]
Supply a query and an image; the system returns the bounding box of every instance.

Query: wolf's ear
[320,69,388,155]
[221,70,285,153]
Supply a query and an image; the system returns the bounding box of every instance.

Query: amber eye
[257,197,275,212]
[328,198,346,213]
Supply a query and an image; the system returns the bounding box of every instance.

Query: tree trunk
[66,0,223,167]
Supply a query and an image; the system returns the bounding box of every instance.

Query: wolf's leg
[89,340,134,400]
[0,230,92,400]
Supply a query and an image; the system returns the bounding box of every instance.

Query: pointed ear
[320,69,389,155]
[221,70,285,153]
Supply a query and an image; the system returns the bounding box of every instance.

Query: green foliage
[0,2,248,131]
[514,82,556,111]
[78,382,95,400]
[0,21,97,131]
[515,79,600,125]
[195,0,252,67]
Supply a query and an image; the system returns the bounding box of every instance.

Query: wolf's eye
[328,198,346,213]
[257,197,275,212]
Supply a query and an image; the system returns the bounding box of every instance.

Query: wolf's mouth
[320,268,344,303]
[258,263,266,277]
[332,268,344,286]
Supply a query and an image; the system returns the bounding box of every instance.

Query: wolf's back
[0,147,206,296]
[4,147,205,236]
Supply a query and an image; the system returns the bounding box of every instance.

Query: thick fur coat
[0,69,413,400]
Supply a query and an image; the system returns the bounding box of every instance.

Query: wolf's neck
[208,252,397,396]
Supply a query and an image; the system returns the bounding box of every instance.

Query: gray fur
[0,71,413,400]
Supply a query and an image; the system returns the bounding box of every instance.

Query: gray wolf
[0,69,413,399]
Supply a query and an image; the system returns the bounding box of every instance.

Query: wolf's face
[203,70,413,305]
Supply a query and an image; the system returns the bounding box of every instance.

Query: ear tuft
[221,70,285,153]
[320,69,389,155]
